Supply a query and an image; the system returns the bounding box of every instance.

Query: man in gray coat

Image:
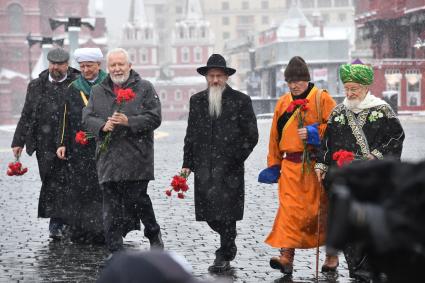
[182,54,258,273]
[82,48,163,255]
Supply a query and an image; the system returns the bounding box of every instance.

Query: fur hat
[284,56,311,82]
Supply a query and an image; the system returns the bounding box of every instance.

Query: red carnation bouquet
[100,88,136,153]
[332,150,355,167]
[165,171,190,199]
[7,158,28,176]
[75,130,94,145]
[287,98,310,173]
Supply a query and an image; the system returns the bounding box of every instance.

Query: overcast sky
[103,1,132,46]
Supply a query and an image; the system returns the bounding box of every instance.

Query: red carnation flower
[166,171,190,199]
[7,159,28,176]
[332,150,355,167]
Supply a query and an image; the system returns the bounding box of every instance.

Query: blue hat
[258,165,280,184]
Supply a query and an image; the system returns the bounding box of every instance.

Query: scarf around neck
[73,69,107,95]
[343,92,388,114]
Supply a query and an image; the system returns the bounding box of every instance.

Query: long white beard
[110,71,130,85]
[344,98,362,111]
[208,85,225,117]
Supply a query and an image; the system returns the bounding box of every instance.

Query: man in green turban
[314,61,405,281]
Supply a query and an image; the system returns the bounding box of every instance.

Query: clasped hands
[102,112,129,132]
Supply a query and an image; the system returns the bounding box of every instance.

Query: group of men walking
[11,45,405,281]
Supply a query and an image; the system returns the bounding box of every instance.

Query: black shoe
[49,224,68,240]
[208,258,231,273]
[149,231,164,250]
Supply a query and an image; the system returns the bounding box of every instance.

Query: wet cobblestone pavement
[1,116,424,282]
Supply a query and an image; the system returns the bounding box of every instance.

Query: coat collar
[100,69,141,95]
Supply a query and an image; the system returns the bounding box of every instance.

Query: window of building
[338,13,346,22]
[406,69,421,106]
[335,0,349,7]
[223,32,230,39]
[175,6,183,14]
[242,1,249,9]
[128,49,136,63]
[237,15,255,25]
[222,17,229,25]
[175,90,182,101]
[181,47,189,63]
[222,2,229,10]
[385,69,402,106]
[179,27,185,39]
[159,90,167,101]
[140,48,148,63]
[262,16,269,25]
[194,47,202,63]
[318,0,331,7]
[322,13,330,24]
[261,1,269,9]
[189,26,195,38]
[300,0,314,8]
[201,27,206,38]
[8,3,24,33]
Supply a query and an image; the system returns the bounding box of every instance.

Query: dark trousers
[102,180,160,253]
[207,220,237,261]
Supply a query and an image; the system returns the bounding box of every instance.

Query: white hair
[106,48,131,65]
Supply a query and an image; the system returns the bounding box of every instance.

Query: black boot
[149,231,164,250]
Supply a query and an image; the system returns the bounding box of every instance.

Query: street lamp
[49,17,95,67]
[26,33,64,79]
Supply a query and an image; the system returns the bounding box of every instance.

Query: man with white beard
[83,48,164,258]
[181,54,259,273]
[315,61,405,281]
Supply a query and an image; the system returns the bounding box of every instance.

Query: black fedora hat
[197,54,236,76]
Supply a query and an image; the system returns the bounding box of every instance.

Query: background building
[355,0,425,111]
[0,0,107,123]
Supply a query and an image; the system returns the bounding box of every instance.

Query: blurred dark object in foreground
[97,250,220,283]
[326,159,425,282]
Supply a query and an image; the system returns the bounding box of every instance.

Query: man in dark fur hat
[264,56,337,274]
[181,54,259,273]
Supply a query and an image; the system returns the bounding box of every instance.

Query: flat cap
[47,48,70,63]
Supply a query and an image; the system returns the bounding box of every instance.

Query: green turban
[339,64,374,85]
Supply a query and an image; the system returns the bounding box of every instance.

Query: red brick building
[0,0,107,123]
[355,0,425,111]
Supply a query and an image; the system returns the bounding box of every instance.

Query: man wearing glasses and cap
[11,48,80,240]
[56,47,107,245]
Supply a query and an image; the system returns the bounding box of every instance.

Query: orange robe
[265,86,336,248]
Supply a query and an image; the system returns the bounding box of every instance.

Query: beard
[345,98,362,110]
[110,71,130,85]
[208,85,226,117]
[50,70,66,81]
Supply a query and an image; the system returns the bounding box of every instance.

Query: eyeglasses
[344,87,363,94]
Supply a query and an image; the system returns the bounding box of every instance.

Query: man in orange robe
[263,56,337,274]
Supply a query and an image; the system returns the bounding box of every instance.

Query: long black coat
[12,68,80,218]
[183,85,258,221]
[58,77,105,242]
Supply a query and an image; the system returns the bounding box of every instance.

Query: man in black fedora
[181,54,259,272]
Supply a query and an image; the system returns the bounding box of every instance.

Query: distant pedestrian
[82,48,163,255]
[262,56,337,274]
[11,48,80,240]
[181,54,258,272]
[56,47,107,244]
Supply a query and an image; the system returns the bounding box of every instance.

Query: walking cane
[315,181,323,279]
